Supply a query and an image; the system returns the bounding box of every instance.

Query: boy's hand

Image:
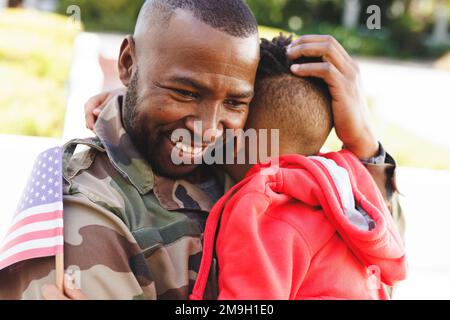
[84,88,126,132]
[42,284,88,300]
[287,35,379,160]
[41,273,89,300]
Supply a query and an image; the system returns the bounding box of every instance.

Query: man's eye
[224,100,247,109]
[174,89,197,99]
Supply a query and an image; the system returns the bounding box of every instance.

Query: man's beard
[122,70,165,176]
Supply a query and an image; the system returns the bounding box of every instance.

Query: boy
[190,35,407,300]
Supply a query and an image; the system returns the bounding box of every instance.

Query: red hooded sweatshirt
[190,151,407,300]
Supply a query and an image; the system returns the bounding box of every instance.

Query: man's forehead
[143,9,260,66]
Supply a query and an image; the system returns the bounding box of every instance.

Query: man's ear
[118,36,136,87]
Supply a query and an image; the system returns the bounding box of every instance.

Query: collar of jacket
[94,95,155,196]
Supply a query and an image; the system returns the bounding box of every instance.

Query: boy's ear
[118,36,136,87]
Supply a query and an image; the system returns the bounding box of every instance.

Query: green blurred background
[57,0,450,59]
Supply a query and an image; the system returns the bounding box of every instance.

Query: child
[190,35,407,300]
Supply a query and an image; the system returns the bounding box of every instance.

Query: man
[0,0,403,300]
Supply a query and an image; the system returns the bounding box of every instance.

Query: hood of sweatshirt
[248,151,407,286]
[190,151,407,300]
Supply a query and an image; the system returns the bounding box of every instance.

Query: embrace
[0,0,406,300]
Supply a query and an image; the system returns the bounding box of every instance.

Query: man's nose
[186,105,224,144]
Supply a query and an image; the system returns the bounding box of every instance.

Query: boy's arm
[0,194,155,300]
[216,193,310,300]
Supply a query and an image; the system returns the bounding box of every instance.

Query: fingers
[287,42,349,75]
[287,34,359,77]
[40,277,89,300]
[41,284,70,300]
[64,288,88,300]
[290,62,344,90]
[84,88,125,132]
[289,34,352,61]
[63,272,88,300]
[84,94,107,131]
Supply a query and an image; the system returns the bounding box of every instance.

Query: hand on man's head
[287,35,379,159]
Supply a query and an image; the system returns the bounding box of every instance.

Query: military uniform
[0,95,404,300]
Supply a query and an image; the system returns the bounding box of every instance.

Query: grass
[324,119,450,171]
[0,9,81,137]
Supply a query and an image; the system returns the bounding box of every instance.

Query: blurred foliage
[56,0,450,59]
[58,0,145,33]
[0,9,81,137]
[248,0,450,59]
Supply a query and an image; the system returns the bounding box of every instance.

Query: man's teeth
[174,141,203,155]
[170,135,204,155]
[170,136,180,144]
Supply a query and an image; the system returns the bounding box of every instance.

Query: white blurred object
[358,58,450,149]
[24,0,57,12]
[431,0,449,45]
[342,0,361,29]
[394,168,450,300]
[0,135,60,241]
[63,33,103,141]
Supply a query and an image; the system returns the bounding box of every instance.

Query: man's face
[120,10,260,178]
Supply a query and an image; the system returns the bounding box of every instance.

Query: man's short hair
[136,0,258,38]
[248,35,333,155]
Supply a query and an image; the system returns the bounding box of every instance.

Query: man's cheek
[148,98,188,123]
[224,111,249,131]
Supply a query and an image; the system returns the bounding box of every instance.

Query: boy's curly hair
[257,34,329,96]
[248,34,333,156]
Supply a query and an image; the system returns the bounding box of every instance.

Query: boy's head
[246,35,333,156]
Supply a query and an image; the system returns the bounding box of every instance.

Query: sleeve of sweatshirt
[215,192,311,300]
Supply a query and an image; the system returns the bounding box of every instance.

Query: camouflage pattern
[364,153,406,240]
[0,95,404,300]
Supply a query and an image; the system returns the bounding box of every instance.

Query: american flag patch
[0,147,64,271]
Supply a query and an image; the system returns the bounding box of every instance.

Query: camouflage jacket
[0,95,404,300]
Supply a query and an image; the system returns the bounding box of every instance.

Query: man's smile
[163,132,215,163]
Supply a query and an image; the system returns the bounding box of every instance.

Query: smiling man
[0,0,402,300]
[122,3,259,179]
